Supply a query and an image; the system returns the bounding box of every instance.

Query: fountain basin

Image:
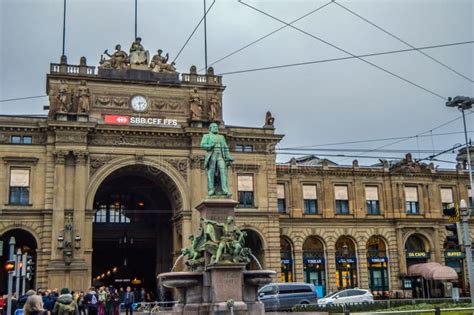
[243,270,276,286]
[158,271,203,288]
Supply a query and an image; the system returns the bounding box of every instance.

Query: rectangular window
[335,185,349,214]
[238,175,254,208]
[9,168,30,205]
[235,144,253,152]
[469,188,473,214]
[365,186,380,215]
[303,185,317,214]
[277,184,286,213]
[10,136,21,144]
[244,145,254,152]
[23,136,32,144]
[405,186,419,214]
[440,188,454,211]
[10,135,32,144]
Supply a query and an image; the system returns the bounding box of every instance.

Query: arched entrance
[280,236,294,283]
[367,235,389,293]
[243,229,265,270]
[0,229,38,293]
[303,236,326,296]
[92,164,181,293]
[405,233,431,298]
[335,236,358,289]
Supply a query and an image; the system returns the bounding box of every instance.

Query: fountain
[157,199,276,314]
[157,124,276,314]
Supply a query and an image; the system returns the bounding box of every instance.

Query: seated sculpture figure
[129,37,149,66]
[100,44,128,69]
[150,49,176,73]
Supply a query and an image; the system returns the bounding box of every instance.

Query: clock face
[130,95,148,112]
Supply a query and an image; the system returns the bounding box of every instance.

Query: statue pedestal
[196,198,238,222]
[158,198,274,314]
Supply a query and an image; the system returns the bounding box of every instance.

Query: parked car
[317,288,373,306]
[258,283,318,311]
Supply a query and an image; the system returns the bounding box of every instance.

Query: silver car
[317,288,373,306]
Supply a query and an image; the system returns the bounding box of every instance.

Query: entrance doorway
[303,236,326,296]
[92,165,175,293]
[0,229,37,293]
[335,236,358,290]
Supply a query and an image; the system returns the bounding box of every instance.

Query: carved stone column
[357,247,368,289]
[73,151,88,259]
[326,249,337,293]
[396,227,406,275]
[52,151,66,260]
[294,248,304,283]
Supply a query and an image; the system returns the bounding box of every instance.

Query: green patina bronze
[200,123,233,197]
[181,216,251,271]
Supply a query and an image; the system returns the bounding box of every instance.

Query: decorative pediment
[389,153,434,175]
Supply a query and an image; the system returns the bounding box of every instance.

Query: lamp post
[446,96,474,305]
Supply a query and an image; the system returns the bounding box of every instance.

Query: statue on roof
[77,80,90,113]
[129,37,149,66]
[263,111,275,128]
[100,44,129,69]
[150,49,176,73]
[57,80,72,112]
[208,90,220,122]
[189,88,203,120]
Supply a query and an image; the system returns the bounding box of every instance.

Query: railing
[181,73,222,85]
[50,63,96,76]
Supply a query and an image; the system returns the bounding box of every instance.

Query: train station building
[0,42,472,298]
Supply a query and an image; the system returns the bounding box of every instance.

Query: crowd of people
[0,286,158,315]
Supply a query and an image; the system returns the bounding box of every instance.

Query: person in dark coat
[121,287,134,315]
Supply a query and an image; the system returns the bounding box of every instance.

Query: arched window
[280,236,294,282]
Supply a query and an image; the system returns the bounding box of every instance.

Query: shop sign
[104,115,178,127]
[304,258,325,264]
[406,251,430,259]
[368,257,388,263]
[281,259,292,265]
[336,257,356,264]
[445,250,465,259]
[402,279,412,289]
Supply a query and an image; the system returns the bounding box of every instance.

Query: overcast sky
[1,0,473,166]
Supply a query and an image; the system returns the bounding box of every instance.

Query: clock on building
[130,95,149,112]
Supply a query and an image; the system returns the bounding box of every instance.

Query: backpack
[59,302,76,315]
[90,295,97,305]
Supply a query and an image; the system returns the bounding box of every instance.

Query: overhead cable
[218,41,474,75]
[172,0,217,64]
[238,0,447,100]
[202,0,334,71]
[334,1,473,83]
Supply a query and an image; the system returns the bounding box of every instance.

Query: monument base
[158,198,274,314]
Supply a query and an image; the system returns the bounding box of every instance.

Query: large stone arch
[0,224,42,251]
[403,231,434,252]
[86,156,190,212]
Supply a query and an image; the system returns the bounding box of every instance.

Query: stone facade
[0,57,472,297]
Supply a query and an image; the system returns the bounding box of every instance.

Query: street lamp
[446,96,474,305]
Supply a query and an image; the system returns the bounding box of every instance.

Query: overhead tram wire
[172,0,217,64]
[333,1,474,83]
[0,95,48,103]
[337,111,474,163]
[417,143,464,163]
[217,41,474,76]
[200,0,334,71]
[277,130,474,150]
[238,0,447,100]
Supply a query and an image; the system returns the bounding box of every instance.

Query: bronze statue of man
[200,123,233,196]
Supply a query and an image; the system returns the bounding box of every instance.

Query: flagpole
[62,0,67,56]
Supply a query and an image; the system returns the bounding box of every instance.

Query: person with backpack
[84,288,98,315]
[52,288,78,315]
